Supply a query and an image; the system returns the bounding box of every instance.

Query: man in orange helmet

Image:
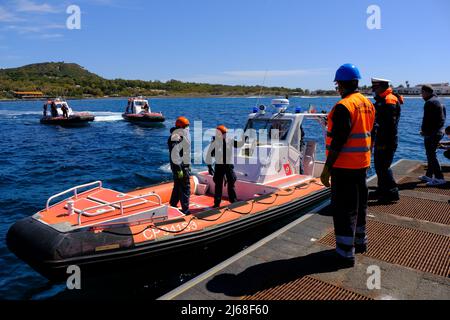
[206,125,243,208]
[168,116,191,214]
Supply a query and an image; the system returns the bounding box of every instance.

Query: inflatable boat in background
[40,98,95,126]
[122,97,165,126]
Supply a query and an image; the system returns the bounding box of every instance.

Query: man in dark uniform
[206,125,244,208]
[50,101,58,117]
[419,85,447,186]
[61,104,69,118]
[369,78,403,203]
[321,64,375,267]
[43,102,48,117]
[168,116,191,214]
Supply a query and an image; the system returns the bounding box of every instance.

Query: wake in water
[159,163,172,173]
[93,112,123,122]
[0,110,124,122]
[0,110,42,117]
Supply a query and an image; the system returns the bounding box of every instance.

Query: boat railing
[77,192,162,225]
[46,181,103,210]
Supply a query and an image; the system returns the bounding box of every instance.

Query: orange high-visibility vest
[326,92,375,169]
[379,88,404,105]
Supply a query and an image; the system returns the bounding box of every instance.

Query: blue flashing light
[252,107,258,113]
[295,106,302,114]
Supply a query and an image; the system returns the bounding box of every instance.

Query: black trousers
[424,134,444,180]
[374,145,398,195]
[331,168,368,259]
[170,170,190,213]
[213,165,237,207]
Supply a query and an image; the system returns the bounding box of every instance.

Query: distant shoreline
[1,94,449,102]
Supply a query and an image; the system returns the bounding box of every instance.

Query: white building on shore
[395,83,450,95]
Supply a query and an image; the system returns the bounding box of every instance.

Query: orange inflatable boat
[7,100,330,280]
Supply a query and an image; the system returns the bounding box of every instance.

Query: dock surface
[159,160,450,300]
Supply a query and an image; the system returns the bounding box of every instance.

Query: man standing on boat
[321,64,375,267]
[206,125,244,208]
[168,116,192,215]
[369,78,403,203]
[43,102,48,117]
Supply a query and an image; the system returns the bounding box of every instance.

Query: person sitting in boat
[206,125,245,208]
[61,104,69,118]
[142,103,150,113]
[50,102,58,117]
[168,116,192,215]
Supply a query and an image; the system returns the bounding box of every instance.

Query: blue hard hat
[334,64,362,82]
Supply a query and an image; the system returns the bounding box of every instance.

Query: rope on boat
[101,180,320,236]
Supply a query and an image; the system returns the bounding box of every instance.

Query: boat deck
[159,159,450,300]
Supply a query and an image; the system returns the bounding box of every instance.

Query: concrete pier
[159,160,450,300]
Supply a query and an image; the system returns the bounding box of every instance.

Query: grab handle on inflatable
[77,192,162,225]
[46,181,103,211]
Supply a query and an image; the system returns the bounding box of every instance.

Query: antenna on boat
[255,69,268,109]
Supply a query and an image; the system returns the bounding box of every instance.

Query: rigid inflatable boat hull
[40,114,95,126]
[7,188,329,281]
[122,113,165,126]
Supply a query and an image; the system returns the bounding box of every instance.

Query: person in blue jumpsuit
[168,116,191,214]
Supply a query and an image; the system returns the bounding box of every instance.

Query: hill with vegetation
[0,62,332,99]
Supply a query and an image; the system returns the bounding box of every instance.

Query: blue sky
[0,0,449,89]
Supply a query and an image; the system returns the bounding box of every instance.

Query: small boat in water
[7,99,329,280]
[122,97,165,125]
[40,98,95,126]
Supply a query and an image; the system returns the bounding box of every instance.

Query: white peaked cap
[371,77,391,83]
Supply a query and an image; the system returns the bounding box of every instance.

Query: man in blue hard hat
[321,64,375,267]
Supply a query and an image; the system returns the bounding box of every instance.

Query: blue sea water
[0,96,448,300]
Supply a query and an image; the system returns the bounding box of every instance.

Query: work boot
[377,188,400,204]
[355,244,367,254]
[368,190,379,201]
[325,250,355,268]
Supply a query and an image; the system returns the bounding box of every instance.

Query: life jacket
[380,88,404,105]
[326,92,375,169]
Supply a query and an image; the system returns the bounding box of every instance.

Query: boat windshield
[134,101,147,106]
[245,118,292,142]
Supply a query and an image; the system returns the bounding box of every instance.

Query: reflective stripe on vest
[326,92,375,169]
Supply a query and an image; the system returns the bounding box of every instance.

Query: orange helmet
[216,125,228,134]
[175,116,190,128]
